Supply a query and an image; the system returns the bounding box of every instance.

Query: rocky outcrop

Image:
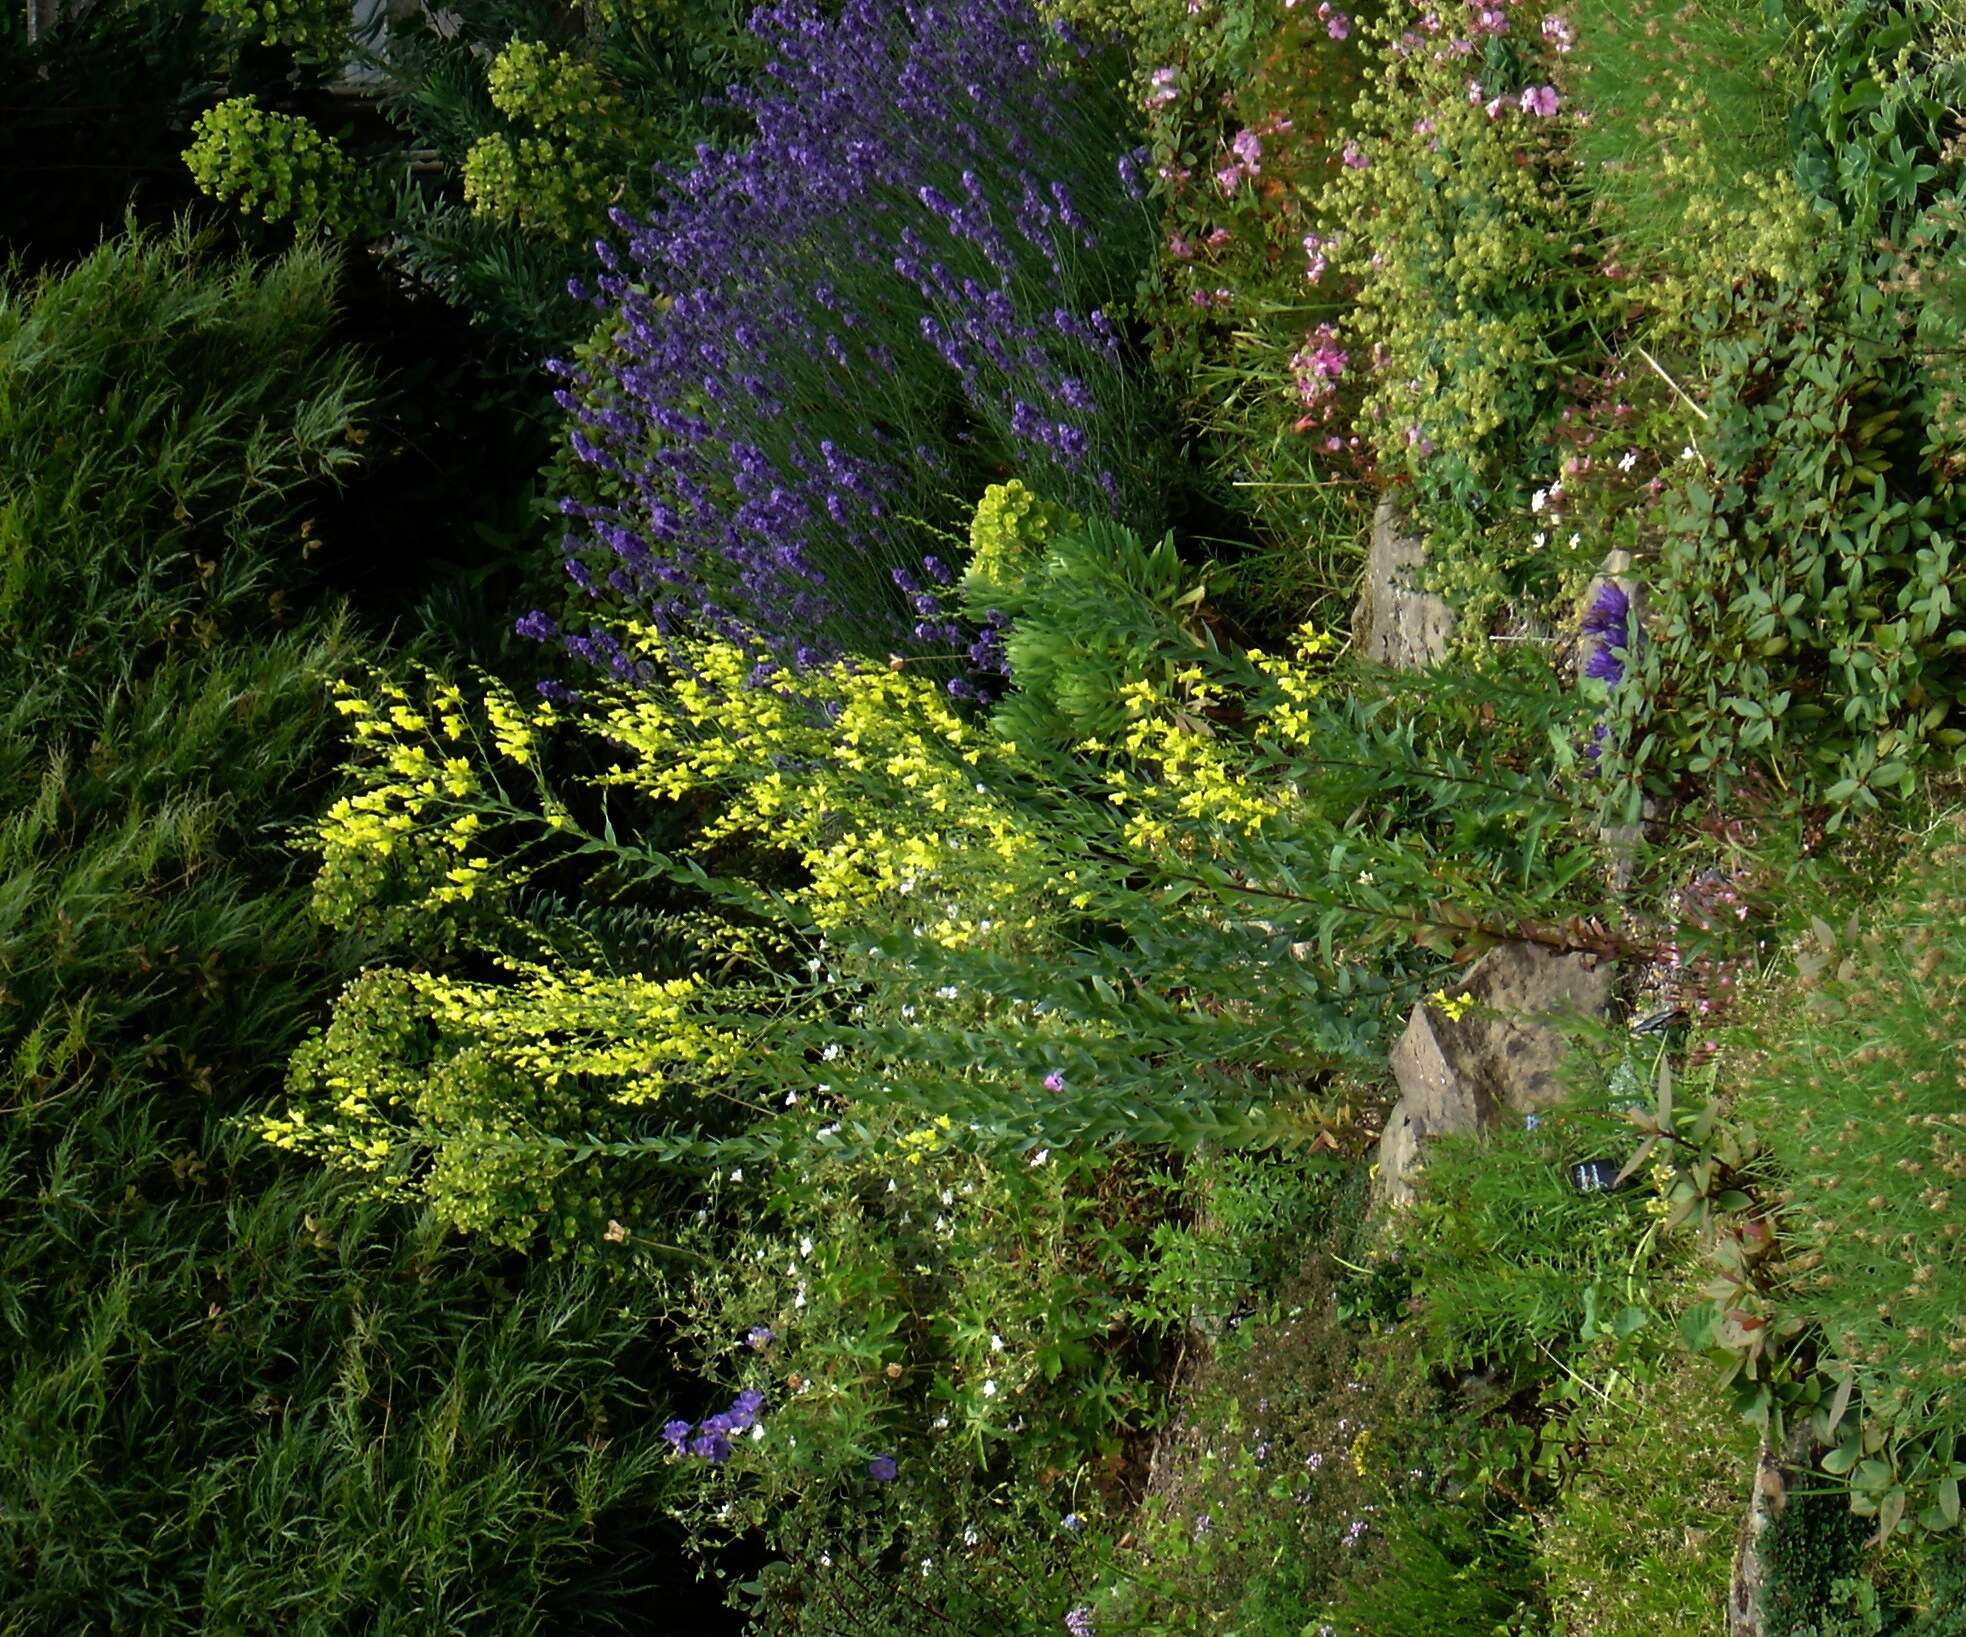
[1351,498,1453,670]
[1373,941,1617,1207]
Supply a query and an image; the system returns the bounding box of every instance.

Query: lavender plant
[544,0,1159,670]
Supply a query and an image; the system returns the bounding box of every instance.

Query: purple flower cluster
[662,1387,767,1466]
[1581,580,1634,685]
[542,0,1151,671]
[1581,579,1637,764]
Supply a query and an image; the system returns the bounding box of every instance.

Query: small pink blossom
[1215,163,1246,195]
[1231,129,1263,171]
[1205,227,1232,249]
[1541,14,1574,50]
[1168,232,1196,260]
[1472,6,1508,33]
[1485,93,1514,120]
[1340,142,1369,169]
[1315,3,1353,38]
[1145,66,1180,109]
[1521,84,1560,116]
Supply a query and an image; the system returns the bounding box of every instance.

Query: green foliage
[1396,1093,1665,1375]
[0,224,680,1629]
[185,95,369,232]
[962,477,1080,601]
[1564,0,1810,276]
[1602,266,1966,820]
[461,38,654,242]
[1322,4,1604,529]
[204,0,347,52]
[1320,1506,1537,1637]
[1762,1483,1880,1637]
[978,510,1212,752]
[1733,814,1966,1541]
[1537,1345,1762,1636]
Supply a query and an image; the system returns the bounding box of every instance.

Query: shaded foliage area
[0,225,724,1633]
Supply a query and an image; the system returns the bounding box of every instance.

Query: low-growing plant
[1731,813,1966,1540]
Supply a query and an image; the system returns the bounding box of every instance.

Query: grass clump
[0,223,685,1631]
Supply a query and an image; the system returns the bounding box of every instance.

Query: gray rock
[1373,941,1617,1208]
[1352,498,1453,670]
[1393,941,1616,1127]
[1373,1101,1422,1209]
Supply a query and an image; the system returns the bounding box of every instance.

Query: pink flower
[1485,93,1514,120]
[1205,227,1232,249]
[1466,77,1485,104]
[1302,232,1328,283]
[1216,162,1246,194]
[1316,3,1353,37]
[1521,84,1560,116]
[1472,6,1508,33]
[1145,66,1180,108]
[1340,142,1369,169]
[1231,129,1263,170]
[1541,14,1574,51]
[1168,233,1196,260]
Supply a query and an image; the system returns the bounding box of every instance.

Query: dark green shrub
[0,224,692,1632]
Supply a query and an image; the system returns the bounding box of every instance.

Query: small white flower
[1568,532,1582,548]
[1530,488,1548,513]
[751,1424,766,1441]
[990,1333,1005,1353]
[822,1041,841,1061]
[940,1189,955,1205]
[784,1090,799,1106]
[799,1235,814,1257]
[982,1379,999,1398]
[729,1167,743,1182]
[932,1415,951,1430]
[1680,444,1698,462]
[963,1527,980,1546]
[886,1179,898,1194]
[1356,869,1376,886]
[975,782,987,794]
[919,1558,933,1577]
[807,957,823,974]
[817,1123,840,1138]
[900,1004,916,1020]
[936,985,959,1000]
[1618,449,1638,472]
[794,1285,807,1309]
[1029,1149,1049,1167]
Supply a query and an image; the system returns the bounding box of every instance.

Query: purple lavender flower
[1065,1608,1096,1637]
[746,1326,776,1350]
[1043,1070,1067,1092]
[868,1454,898,1481]
[549,0,1152,671]
[662,1418,692,1453]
